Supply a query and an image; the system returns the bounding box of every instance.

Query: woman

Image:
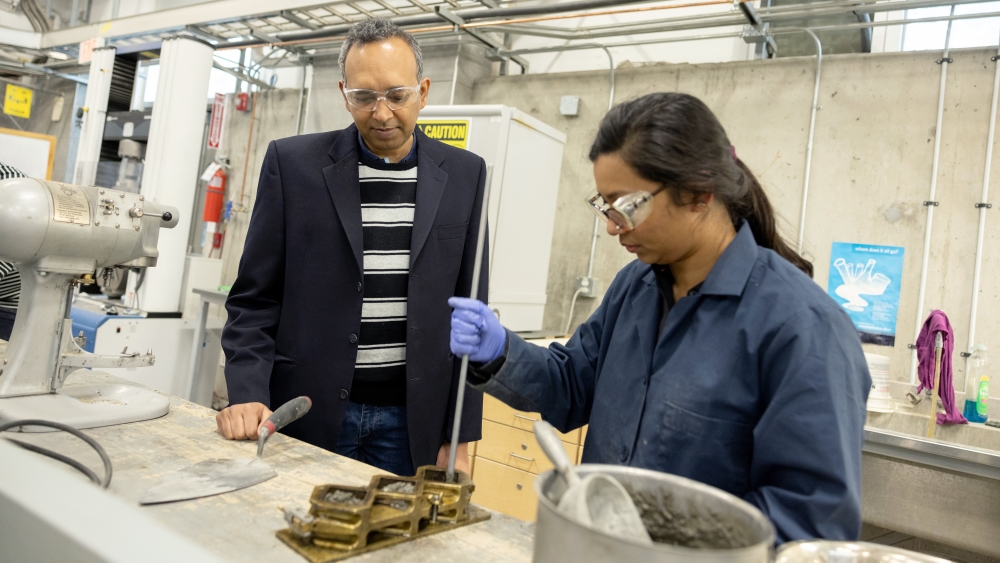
[449,93,870,543]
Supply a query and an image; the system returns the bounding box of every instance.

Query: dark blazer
[222,123,487,468]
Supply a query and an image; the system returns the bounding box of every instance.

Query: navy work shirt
[473,223,871,543]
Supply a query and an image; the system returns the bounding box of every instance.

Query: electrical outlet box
[575,276,598,299]
[560,96,580,117]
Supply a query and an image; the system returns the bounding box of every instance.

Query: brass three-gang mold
[277,465,491,562]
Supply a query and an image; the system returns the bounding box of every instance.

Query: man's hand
[216,402,273,440]
[436,442,470,474]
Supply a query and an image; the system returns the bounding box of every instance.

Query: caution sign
[4,84,32,119]
[417,120,470,150]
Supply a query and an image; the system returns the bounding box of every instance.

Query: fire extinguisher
[203,166,226,256]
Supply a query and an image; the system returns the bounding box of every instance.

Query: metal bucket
[776,541,954,563]
[533,464,775,562]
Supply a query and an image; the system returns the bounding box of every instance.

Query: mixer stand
[0,373,169,431]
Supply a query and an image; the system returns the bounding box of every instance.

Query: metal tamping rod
[447,166,492,483]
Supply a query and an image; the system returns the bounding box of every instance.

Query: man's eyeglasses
[586,187,666,232]
[343,86,421,112]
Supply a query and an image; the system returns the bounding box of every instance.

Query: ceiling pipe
[208,0,1000,52]
[466,0,1000,43]
[216,0,730,50]
[212,61,274,90]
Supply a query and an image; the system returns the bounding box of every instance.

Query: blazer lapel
[323,125,363,275]
[409,133,448,267]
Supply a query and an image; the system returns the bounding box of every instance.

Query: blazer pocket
[437,222,469,240]
[274,352,298,365]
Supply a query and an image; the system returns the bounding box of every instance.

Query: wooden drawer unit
[478,419,577,475]
[472,457,539,522]
[482,395,581,444]
[471,394,589,521]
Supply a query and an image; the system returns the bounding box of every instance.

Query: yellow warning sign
[417,120,469,150]
[4,84,32,119]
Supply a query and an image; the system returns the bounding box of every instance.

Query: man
[0,162,26,341]
[217,17,486,476]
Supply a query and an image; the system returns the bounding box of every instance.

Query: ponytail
[732,159,813,277]
[589,92,813,278]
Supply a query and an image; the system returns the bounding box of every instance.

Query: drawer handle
[509,453,535,462]
[516,484,523,490]
[513,413,539,422]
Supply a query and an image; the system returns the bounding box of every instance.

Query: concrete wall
[216,88,302,287]
[471,47,1000,389]
[214,43,1000,390]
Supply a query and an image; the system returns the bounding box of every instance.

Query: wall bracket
[936,58,954,64]
[924,201,940,206]
[976,203,992,209]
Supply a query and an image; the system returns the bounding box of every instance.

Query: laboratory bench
[6,371,535,563]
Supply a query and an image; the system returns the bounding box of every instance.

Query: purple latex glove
[448,297,507,363]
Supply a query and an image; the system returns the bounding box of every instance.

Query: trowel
[534,420,652,544]
[140,396,312,505]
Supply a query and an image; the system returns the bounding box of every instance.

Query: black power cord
[0,419,113,488]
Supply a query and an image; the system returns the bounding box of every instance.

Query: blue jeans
[0,307,15,341]
[334,402,415,476]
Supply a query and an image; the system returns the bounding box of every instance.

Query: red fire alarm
[236,92,250,112]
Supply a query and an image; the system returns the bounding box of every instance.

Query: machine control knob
[129,206,173,222]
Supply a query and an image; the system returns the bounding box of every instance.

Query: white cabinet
[418,105,566,331]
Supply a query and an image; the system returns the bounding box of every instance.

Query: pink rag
[915,310,967,425]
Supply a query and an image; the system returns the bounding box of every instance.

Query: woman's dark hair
[588,92,813,278]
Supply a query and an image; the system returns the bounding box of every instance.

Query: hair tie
[731,145,738,163]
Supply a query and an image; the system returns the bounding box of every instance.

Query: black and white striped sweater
[349,156,417,406]
[0,162,25,310]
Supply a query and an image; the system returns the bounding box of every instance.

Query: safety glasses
[343,85,421,112]
[586,187,664,232]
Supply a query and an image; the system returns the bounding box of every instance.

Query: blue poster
[827,243,905,347]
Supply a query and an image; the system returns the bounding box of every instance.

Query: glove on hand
[448,297,507,364]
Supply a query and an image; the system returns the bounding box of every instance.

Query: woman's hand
[448,297,506,363]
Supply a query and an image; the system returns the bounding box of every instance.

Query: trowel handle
[262,396,312,436]
[534,420,581,487]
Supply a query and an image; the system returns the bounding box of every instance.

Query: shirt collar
[641,221,758,298]
[357,131,417,164]
[698,221,759,297]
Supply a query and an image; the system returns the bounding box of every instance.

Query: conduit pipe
[963,33,1000,387]
[768,28,823,253]
[450,35,462,105]
[911,5,957,384]
[295,63,307,135]
[588,47,616,334]
[498,43,614,335]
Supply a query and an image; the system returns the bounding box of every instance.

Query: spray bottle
[963,344,990,423]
